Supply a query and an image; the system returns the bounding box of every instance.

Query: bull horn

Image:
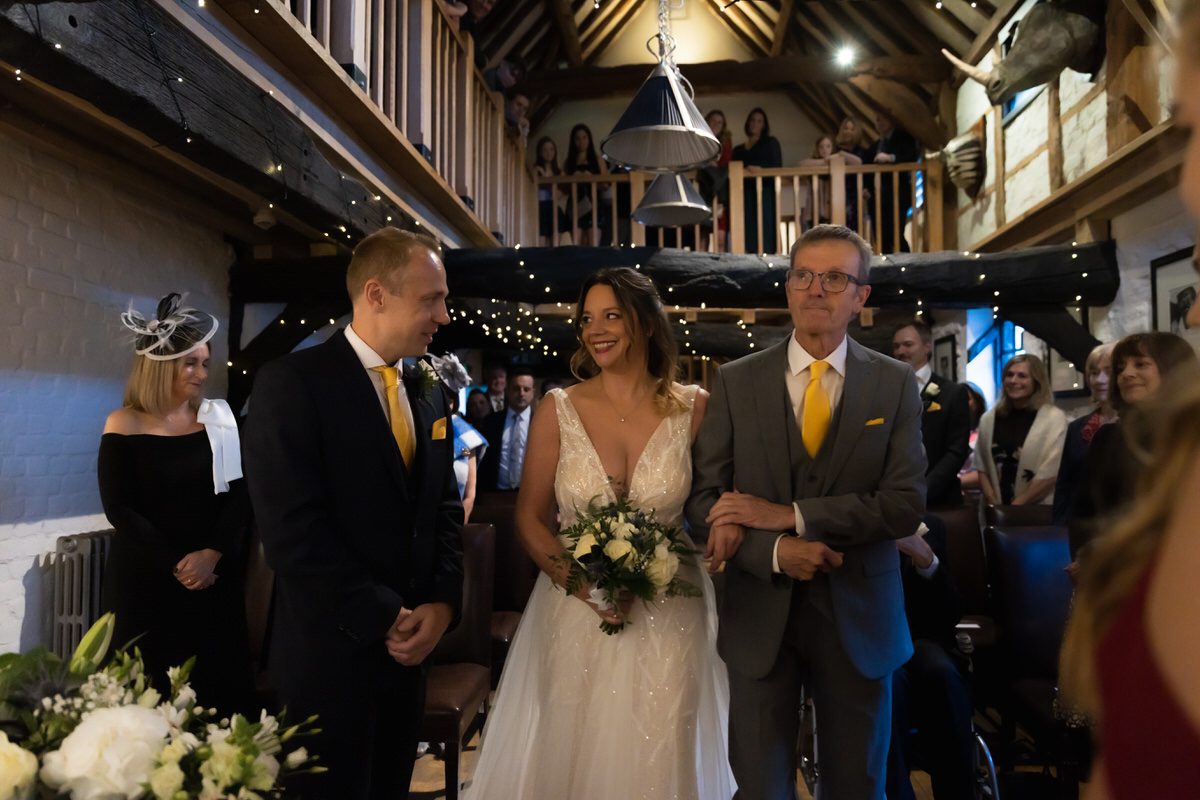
[941,48,991,86]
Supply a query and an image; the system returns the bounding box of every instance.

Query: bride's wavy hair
[570,267,687,414]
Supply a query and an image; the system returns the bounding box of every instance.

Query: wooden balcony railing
[537,159,945,256]
[263,0,535,245]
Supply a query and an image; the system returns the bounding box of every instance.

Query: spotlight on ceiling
[836,46,855,67]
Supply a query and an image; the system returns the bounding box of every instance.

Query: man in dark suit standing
[893,319,971,508]
[688,224,926,799]
[478,366,535,491]
[244,228,464,800]
[870,111,919,253]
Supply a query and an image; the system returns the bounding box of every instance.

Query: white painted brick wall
[1062,95,1108,184]
[1005,150,1050,222]
[0,130,233,652]
[1005,90,1049,169]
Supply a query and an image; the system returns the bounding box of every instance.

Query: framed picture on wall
[933,335,957,382]
[1151,247,1197,334]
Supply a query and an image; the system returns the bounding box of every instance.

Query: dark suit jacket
[687,336,926,681]
[920,373,971,507]
[477,408,507,492]
[901,517,963,649]
[244,330,464,694]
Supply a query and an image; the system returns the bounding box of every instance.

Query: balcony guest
[869,111,918,252]
[799,134,862,229]
[732,107,782,254]
[565,123,609,247]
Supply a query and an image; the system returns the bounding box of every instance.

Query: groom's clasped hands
[705,489,844,580]
[385,602,454,665]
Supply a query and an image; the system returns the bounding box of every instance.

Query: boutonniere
[924,381,940,397]
[413,360,440,401]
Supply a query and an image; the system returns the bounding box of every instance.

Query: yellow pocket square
[865,418,885,426]
[432,417,448,440]
[927,401,942,412]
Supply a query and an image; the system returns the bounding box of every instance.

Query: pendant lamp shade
[601,62,721,173]
[633,172,711,227]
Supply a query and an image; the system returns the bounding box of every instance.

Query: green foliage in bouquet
[556,494,702,635]
[0,613,320,800]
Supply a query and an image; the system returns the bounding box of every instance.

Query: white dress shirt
[914,361,933,390]
[344,324,416,452]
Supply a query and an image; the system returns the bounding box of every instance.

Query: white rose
[148,760,185,800]
[41,705,170,800]
[603,538,633,562]
[925,382,940,396]
[0,731,38,800]
[646,545,680,589]
[284,747,309,770]
[611,521,637,541]
[573,533,599,561]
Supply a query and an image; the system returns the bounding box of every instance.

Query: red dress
[1095,561,1200,797]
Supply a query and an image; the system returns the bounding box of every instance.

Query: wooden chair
[420,522,495,800]
[471,492,538,687]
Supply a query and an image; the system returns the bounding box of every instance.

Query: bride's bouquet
[0,613,318,800]
[556,495,702,635]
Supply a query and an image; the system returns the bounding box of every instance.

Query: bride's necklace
[601,379,650,423]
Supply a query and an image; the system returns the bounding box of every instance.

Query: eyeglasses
[787,269,863,293]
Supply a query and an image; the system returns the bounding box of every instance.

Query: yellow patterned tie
[373,366,415,467]
[802,360,831,457]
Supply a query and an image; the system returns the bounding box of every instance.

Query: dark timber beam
[545,0,584,67]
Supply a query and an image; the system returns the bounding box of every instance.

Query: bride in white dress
[465,268,735,799]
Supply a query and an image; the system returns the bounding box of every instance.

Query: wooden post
[1107,0,1161,154]
[407,0,435,155]
[830,157,846,227]
[729,161,745,254]
[1047,76,1065,192]
[630,172,647,247]
[330,0,369,88]
[454,41,474,198]
[992,82,1006,231]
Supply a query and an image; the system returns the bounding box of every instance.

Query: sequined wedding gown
[464,386,735,800]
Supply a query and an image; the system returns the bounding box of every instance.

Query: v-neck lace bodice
[551,385,698,529]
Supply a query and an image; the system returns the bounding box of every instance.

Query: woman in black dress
[99,293,254,713]
[732,107,782,254]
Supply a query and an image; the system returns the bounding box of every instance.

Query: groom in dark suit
[892,319,971,508]
[244,227,464,800]
[688,224,926,799]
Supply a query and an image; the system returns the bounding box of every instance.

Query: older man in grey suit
[687,224,926,799]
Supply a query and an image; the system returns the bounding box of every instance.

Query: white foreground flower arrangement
[0,613,318,800]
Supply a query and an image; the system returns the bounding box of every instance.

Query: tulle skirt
[464,556,736,800]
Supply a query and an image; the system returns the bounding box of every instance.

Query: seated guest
[892,319,971,507]
[432,353,487,523]
[887,517,975,800]
[484,361,508,412]
[1053,343,1117,526]
[99,293,254,713]
[974,354,1066,506]
[464,387,492,430]
[1068,332,1197,564]
[479,365,535,491]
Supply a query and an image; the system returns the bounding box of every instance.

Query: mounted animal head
[943,0,1106,107]
[931,119,987,199]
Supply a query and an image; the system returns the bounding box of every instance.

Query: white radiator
[50,531,113,659]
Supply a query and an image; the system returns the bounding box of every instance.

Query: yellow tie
[373,366,415,467]
[802,360,831,457]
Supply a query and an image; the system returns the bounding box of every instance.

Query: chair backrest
[984,524,1072,681]
[985,503,1053,528]
[432,522,495,668]
[930,497,989,615]
[471,492,538,613]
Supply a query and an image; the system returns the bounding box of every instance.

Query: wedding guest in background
[973,354,1066,506]
[835,117,870,232]
[484,361,508,412]
[505,90,531,140]
[457,0,497,68]
[432,353,487,524]
[800,134,861,228]
[732,107,782,254]
[464,387,492,430]
[465,267,732,798]
[959,382,987,492]
[479,365,536,491]
[99,293,254,714]
[869,111,918,252]
[565,123,609,246]
[245,228,463,800]
[699,109,733,252]
[534,136,568,246]
[484,55,525,93]
[892,320,970,508]
[1053,343,1117,527]
[1067,333,1197,566]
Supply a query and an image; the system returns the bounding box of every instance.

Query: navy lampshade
[601,62,720,173]
[633,172,711,227]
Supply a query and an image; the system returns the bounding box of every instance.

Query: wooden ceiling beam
[828,1,908,57]
[488,8,547,71]
[962,0,1023,65]
[898,0,973,54]
[705,0,772,56]
[937,0,991,35]
[544,0,585,67]
[581,0,641,63]
[770,0,795,57]
[884,1,956,54]
[522,54,950,96]
[846,75,946,147]
[786,86,841,134]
